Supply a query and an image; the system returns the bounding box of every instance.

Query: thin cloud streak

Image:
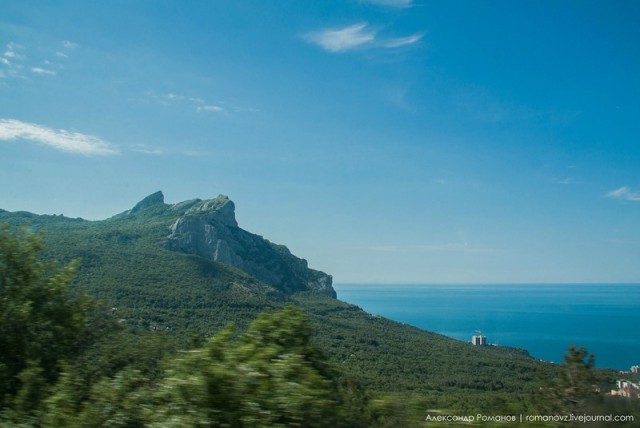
[304,23,424,53]
[130,144,165,155]
[31,67,56,76]
[0,119,118,156]
[366,243,496,254]
[606,186,640,202]
[164,93,206,104]
[154,92,226,113]
[381,32,424,48]
[197,105,224,113]
[305,23,375,53]
[361,0,414,7]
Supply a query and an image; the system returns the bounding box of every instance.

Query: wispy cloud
[381,33,425,48]
[304,23,423,53]
[164,93,206,104]
[131,144,164,155]
[606,186,640,202]
[1,40,77,80]
[1,42,26,79]
[54,40,77,60]
[197,105,224,113]
[305,23,375,53]
[62,40,78,50]
[154,92,226,113]
[367,243,495,254]
[0,119,118,156]
[31,67,56,76]
[360,0,414,7]
[4,42,25,60]
[554,177,583,185]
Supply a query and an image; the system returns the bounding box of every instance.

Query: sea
[334,283,640,371]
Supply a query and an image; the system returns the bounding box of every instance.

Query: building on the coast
[612,380,640,399]
[472,335,487,346]
[631,365,639,374]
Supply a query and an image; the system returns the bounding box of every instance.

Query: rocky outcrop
[161,194,336,298]
[130,191,165,213]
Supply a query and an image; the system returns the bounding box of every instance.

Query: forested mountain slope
[1,192,556,405]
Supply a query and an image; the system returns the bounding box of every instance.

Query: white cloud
[1,42,28,79]
[606,186,640,202]
[4,42,25,60]
[361,0,414,7]
[62,40,78,49]
[53,40,77,60]
[381,32,424,48]
[164,93,205,104]
[0,119,118,156]
[197,105,224,113]
[305,23,376,52]
[305,23,424,53]
[131,144,164,155]
[154,92,231,114]
[1,40,75,80]
[31,67,56,76]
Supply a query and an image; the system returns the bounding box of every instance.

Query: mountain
[121,191,335,298]
[0,192,557,411]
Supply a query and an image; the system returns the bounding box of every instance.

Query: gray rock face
[164,194,336,298]
[130,191,165,213]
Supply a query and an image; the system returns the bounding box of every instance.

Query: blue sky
[1,0,639,283]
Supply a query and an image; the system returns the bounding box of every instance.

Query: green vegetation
[0,224,372,426]
[0,224,91,409]
[2,198,639,425]
[18,307,377,427]
[535,345,640,426]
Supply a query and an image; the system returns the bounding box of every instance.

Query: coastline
[334,283,640,371]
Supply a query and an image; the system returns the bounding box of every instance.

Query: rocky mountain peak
[184,194,237,228]
[130,191,165,213]
[164,193,336,298]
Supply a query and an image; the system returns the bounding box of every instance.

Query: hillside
[0,192,557,412]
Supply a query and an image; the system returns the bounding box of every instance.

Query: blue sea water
[334,284,640,371]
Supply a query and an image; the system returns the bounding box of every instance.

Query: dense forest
[1,196,639,426]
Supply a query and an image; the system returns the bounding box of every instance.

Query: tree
[1,224,377,425]
[0,224,91,412]
[150,306,371,427]
[554,344,597,414]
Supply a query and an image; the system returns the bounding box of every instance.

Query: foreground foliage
[0,224,374,426]
[0,224,91,410]
[35,307,376,427]
[1,220,639,426]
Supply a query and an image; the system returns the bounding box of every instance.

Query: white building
[472,335,487,346]
[615,380,640,399]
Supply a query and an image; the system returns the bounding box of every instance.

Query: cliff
[151,193,336,298]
